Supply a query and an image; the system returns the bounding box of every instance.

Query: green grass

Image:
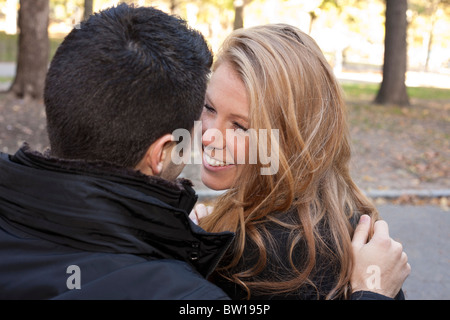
[341,83,379,99]
[0,32,17,61]
[344,81,450,136]
[0,32,63,62]
[341,82,450,101]
[406,86,450,100]
[0,76,13,83]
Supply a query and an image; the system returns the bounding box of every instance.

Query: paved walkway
[336,70,450,89]
[0,62,15,77]
[378,204,449,300]
[1,62,450,89]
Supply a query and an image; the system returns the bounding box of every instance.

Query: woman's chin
[200,166,233,191]
[201,177,230,191]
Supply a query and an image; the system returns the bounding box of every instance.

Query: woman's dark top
[212,210,405,300]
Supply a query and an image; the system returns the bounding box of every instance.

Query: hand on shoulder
[351,215,411,298]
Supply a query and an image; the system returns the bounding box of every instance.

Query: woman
[192,24,406,299]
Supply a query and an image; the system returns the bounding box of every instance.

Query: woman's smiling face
[200,62,250,190]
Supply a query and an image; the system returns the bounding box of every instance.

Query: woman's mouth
[203,152,235,170]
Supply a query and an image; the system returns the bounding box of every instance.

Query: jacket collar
[0,146,234,277]
[11,145,198,211]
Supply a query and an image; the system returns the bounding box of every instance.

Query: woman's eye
[233,122,248,132]
[204,103,216,113]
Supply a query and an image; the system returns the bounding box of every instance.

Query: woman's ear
[134,134,174,176]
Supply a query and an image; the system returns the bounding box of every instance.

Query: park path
[378,204,449,300]
[1,62,450,89]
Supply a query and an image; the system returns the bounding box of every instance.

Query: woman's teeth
[204,153,228,167]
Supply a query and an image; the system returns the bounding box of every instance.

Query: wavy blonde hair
[200,24,378,299]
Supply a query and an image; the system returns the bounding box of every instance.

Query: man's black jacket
[0,146,234,299]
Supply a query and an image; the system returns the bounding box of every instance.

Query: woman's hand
[189,203,214,225]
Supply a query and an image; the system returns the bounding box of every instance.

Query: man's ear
[135,134,174,176]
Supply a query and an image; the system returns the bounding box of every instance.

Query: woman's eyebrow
[205,93,248,122]
[230,113,249,123]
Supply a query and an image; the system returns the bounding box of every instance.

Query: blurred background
[0,0,448,191]
[1,0,450,77]
[0,0,450,208]
[0,0,448,299]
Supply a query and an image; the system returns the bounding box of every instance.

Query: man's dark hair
[44,4,212,167]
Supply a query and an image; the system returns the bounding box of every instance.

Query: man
[0,4,230,300]
[0,4,408,299]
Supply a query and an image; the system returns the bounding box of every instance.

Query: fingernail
[359,214,370,224]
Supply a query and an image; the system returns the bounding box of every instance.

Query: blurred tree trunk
[9,0,49,101]
[84,0,94,21]
[233,0,244,29]
[424,0,441,72]
[374,0,409,106]
[170,0,177,14]
[233,0,253,30]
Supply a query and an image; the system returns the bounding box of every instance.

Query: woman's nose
[202,120,226,151]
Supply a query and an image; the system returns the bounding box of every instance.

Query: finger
[401,251,408,264]
[189,209,198,220]
[351,214,371,249]
[196,203,206,209]
[189,210,199,225]
[195,204,206,212]
[401,261,412,282]
[392,240,403,255]
[372,220,390,241]
[195,204,210,220]
[206,206,214,214]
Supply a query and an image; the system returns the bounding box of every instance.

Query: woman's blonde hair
[200,24,378,299]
